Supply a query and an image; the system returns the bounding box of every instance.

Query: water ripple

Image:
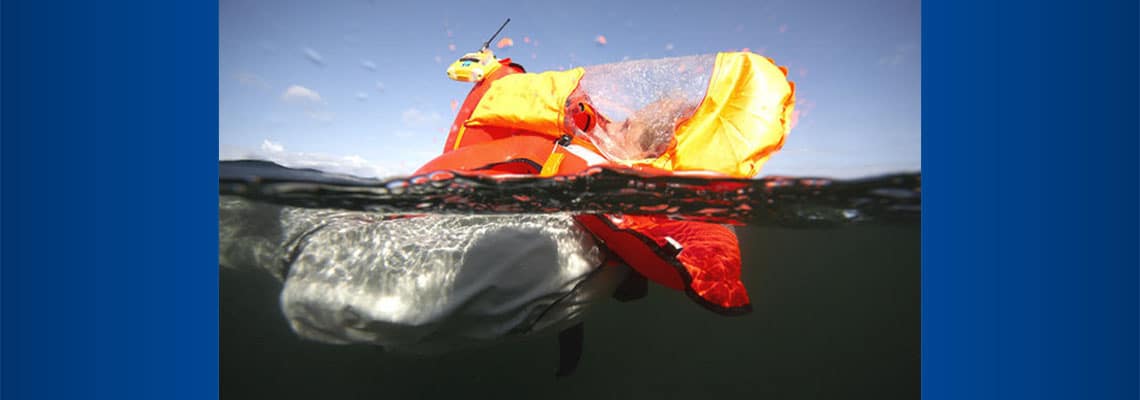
[220,160,920,227]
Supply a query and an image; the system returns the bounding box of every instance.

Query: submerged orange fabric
[575,214,750,314]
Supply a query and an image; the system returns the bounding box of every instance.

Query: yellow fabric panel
[465,68,585,138]
[650,52,795,178]
[539,152,564,177]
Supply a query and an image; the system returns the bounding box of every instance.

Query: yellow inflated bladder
[465,68,585,139]
[650,52,796,178]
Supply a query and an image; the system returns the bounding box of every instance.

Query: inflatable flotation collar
[649,52,795,177]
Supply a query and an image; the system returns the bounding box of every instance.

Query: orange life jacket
[416,53,795,315]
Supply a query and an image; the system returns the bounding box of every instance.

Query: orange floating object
[422,51,796,314]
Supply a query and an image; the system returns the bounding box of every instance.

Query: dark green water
[221,223,919,399]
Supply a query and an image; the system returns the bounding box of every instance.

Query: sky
[219,0,920,178]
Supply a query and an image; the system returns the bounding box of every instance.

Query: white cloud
[302,47,325,66]
[282,85,322,102]
[261,139,284,153]
[281,85,331,121]
[361,60,377,71]
[355,92,369,101]
[375,81,386,93]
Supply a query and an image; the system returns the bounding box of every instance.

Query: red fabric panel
[576,214,751,312]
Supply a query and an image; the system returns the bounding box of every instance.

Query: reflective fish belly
[220,197,628,354]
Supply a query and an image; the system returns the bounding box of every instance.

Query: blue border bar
[924,0,1137,399]
[2,1,218,399]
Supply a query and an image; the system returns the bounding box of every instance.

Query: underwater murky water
[219,160,920,399]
